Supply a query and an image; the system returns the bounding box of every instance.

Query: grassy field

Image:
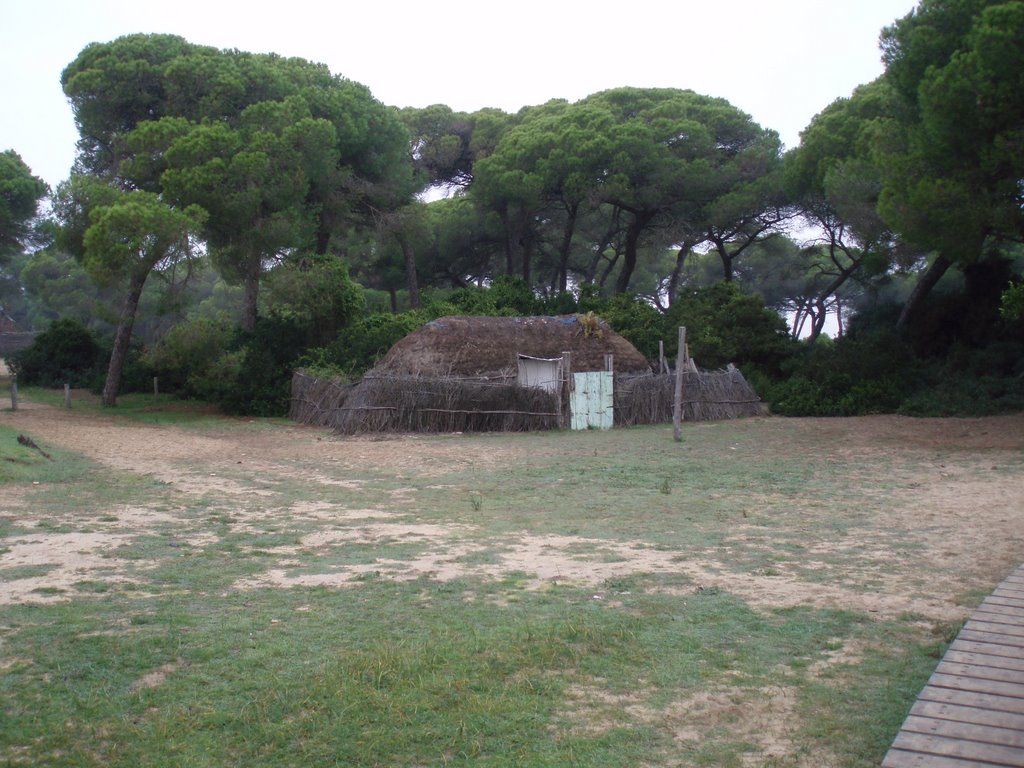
[2,388,1022,767]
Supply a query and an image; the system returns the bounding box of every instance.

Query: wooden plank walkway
[882,564,1024,767]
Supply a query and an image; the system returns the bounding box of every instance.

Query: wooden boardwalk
[882,564,1024,767]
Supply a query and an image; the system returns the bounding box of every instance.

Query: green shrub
[218,315,311,416]
[1000,282,1024,321]
[323,310,431,376]
[765,329,915,416]
[596,294,666,363]
[261,255,365,347]
[488,276,540,315]
[143,316,236,397]
[666,283,796,374]
[8,318,102,387]
[898,371,1024,416]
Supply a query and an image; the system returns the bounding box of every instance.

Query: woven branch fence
[291,371,559,434]
[614,367,763,426]
[292,366,762,435]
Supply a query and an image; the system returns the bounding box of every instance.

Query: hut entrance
[570,371,614,430]
[516,355,563,394]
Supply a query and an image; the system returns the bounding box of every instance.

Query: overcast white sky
[2,0,918,190]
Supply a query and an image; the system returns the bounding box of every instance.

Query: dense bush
[763,303,1024,416]
[219,314,312,416]
[595,294,666,363]
[312,310,432,377]
[8,318,103,387]
[142,316,237,401]
[665,283,797,375]
[897,368,1024,416]
[260,256,365,347]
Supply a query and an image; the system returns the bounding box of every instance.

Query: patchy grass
[1,579,939,767]
[1,403,1021,767]
[12,385,288,430]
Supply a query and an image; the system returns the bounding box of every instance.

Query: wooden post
[153,376,159,400]
[659,340,668,374]
[64,383,71,409]
[604,353,614,373]
[560,351,571,429]
[10,375,16,411]
[673,327,686,442]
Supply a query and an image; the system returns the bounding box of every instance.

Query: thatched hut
[292,313,765,434]
[290,314,764,434]
[291,315,651,434]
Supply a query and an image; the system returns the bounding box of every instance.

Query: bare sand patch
[0,532,137,604]
[129,661,183,693]
[556,681,835,767]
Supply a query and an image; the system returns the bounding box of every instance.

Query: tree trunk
[807,298,829,343]
[666,242,695,307]
[714,236,734,282]
[791,303,804,337]
[555,203,579,293]
[400,235,420,309]
[314,225,331,256]
[102,271,148,407]
[615,217,645,294]
[503,207,526,278]
[241,257,261,332]
[897,254,953,329]
[584,210,623,283]
[597,252,620,288]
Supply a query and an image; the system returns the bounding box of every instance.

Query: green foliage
[488,276,541,314]
[8,318,102,387]
[1001,281,1024,321]
[319,310,432,377]
[877,0,1024,265]
[0,150,48,260]
[18,248,109,330]
[898,370,1024,416]
[219,315,312,416]
[62,33,414,334]
[421,277,540,318]
[769,326,920,416]
[666,283,795,374]
[260,255,365,347]
[142,315,237,401]
[594,294,665,362]
[765,298,1024,417]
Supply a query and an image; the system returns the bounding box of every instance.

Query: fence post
[65,383,71,409]
[10,375,16,411]
[153,376,159,400]
[560,351,571,429]
[673,326,686,442]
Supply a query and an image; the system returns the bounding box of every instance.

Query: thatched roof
[371,315,652,378]
[0,332,38,357]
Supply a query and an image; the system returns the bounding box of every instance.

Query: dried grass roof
[0,332,38,357]
[371,315,652,378]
